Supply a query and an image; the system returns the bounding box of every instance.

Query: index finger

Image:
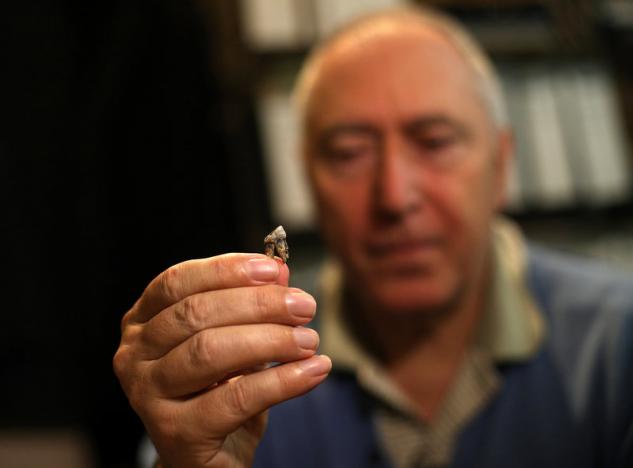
[128,253,289,324]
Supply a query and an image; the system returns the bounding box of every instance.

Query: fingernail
[245,258,279,282]
[298,355,332,377]
[293,327,319,351]
[286,291,316,319]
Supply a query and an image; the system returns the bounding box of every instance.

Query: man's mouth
[366,237,443,259]
[367,236,442,275]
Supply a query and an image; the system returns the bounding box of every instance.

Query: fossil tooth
[264,225,289,263]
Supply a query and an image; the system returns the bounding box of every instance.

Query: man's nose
[373,137,421,218]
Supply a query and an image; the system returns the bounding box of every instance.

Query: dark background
[1,0,268,466]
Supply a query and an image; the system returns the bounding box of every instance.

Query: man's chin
[366,280,460,316]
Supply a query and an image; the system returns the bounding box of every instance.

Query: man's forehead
[306,24,478,130]
[316,19,468,84]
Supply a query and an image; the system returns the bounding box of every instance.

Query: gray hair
[293,6,509,133]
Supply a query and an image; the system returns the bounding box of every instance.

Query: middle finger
[137,285,317,360]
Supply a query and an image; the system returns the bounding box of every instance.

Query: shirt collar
[476,217,545,361]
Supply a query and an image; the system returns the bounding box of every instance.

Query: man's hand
[113,253,331,467]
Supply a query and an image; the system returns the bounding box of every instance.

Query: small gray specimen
[264,225,289,263]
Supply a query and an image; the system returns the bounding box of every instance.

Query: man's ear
[493,128,515,211]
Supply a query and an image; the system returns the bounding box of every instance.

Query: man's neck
[344,263,490,421]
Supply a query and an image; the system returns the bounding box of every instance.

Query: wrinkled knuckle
[122,323,142,346]
[112,346,131,381]
[189,331,214,369]
[209,257,232,284]
[275,366,294,390]
[225,380,252,417]
[159,265,183,303]
[254,287,276,320]
[175,295,204,332]
[120,310,132,331]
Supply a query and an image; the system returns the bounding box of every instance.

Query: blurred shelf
[416,0,598,57]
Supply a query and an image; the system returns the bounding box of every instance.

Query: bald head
[294,6,508,136]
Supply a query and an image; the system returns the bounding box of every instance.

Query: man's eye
[320,140,376,177]
[407,129,464,168]
[326,144,371,161]
[419,135,456,151]
[322,133,376,162]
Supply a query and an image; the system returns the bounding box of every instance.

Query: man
[114,7,633,468]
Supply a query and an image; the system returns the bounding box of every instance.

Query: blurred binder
[523,66,575,208]
[571,64,631,205]
[500,70,525,211]
[502,62,631,210]
[314,0,404,38]
[257,88,315,229]
[240,0,314,49]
